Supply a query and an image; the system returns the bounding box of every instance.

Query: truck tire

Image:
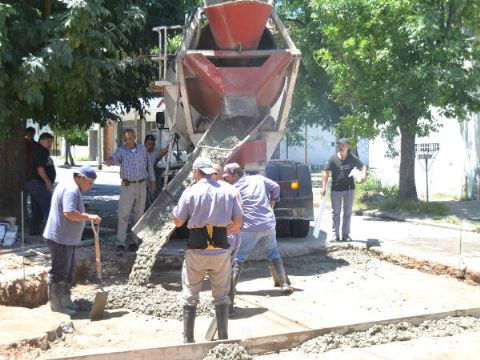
[276,219,291,237]
[291,219,310,238]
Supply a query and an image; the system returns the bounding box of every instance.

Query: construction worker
[144,134,169,210]
[173,158,243,343]
[320,138,367,242]
[43,166,101,315]
[212,164,242,313]
[25,132,56,236]
[106,129,156,252]
[223,163,293,299]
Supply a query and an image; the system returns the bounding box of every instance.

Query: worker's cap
[76,165,97,180]
[144,134,155,142]
[337,138,350,145]
[193,157,216,175]
[223,163,244,178]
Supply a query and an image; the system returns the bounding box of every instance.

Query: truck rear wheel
[290,219,310,238]
[276,220,291,237]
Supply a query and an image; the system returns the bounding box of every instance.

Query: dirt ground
[3,246,480,360]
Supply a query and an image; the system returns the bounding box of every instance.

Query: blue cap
[77,165,97,180]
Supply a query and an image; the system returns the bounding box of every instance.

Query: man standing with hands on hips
[106,129,156,252]
[321,138,367,242]
[173,158,243,343]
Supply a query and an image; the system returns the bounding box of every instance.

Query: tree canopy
[0,0,200,135]
[280,0,480,199]
[0,0,200,217]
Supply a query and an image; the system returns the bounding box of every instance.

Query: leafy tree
[304,0,480,199]
[277,0,343,146]
[0,0,199,218]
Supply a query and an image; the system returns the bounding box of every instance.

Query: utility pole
[97,125,103,170]
[304,125,308,165]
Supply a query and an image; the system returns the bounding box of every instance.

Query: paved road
[55,164,480,272]
[55,164,121,230]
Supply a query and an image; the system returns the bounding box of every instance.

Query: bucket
[2,226,18,247]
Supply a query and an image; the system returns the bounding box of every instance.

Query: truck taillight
[291,181,299,190]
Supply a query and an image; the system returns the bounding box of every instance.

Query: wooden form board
[51,307,480,360]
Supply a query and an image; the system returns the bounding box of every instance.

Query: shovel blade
[205,317,218,341]
[89,291,109,320]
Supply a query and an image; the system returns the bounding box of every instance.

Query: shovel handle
[91,221,102,281]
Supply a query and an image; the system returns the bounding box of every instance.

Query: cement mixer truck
[129,0,313,285]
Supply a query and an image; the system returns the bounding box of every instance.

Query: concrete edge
[49,307,480,360]
[358,209,478,233]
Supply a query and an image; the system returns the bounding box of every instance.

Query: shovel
[89,221,109,320]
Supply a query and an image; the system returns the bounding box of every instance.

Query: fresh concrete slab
[257,331,480,360]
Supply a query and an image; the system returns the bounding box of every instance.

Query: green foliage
[308,0,480,140]
[280,0,480,199]
[278,0,343,143]
[53,124,88,146]
[0,0,200,139]
[355,176,449,216]
[356,177,399,198]
[377,198,448,217]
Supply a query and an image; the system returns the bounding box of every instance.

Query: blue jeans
[25,180,52,234]
[235,228,280,263]
[45,239,76,284]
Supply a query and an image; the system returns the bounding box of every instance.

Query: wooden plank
[51,307,480,360]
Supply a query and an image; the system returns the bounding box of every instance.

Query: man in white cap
[43,166,102,316]
[173,157,243,343]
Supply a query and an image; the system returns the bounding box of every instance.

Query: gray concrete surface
[257,331,480,359]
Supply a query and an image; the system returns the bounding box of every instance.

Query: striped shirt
[109,144,155,182]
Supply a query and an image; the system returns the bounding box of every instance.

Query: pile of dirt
[297,316,480,354]
[74,284,213,320]
[203,343,253,360]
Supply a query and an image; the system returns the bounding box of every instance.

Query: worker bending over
[43,166,101,315]
[173,158,243,343]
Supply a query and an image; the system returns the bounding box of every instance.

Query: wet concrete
[257,331,480,359]
[11,247,479,359]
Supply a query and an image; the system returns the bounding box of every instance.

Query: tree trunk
[399,123,418,200]
[0,124,25,220]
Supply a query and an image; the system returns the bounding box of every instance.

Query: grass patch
[378,198,449,217]
[355,177,449,217]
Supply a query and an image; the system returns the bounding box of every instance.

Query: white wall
[369,110,480,199]
[278,125,369,167]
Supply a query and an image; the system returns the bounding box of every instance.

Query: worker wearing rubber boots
[173,158,243,343]
[223,163,293,302]
[212,164,243,313]
[43,166,101,316]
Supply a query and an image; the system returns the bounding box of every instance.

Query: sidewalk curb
[357,210,479,233]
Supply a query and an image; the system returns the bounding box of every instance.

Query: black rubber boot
[229,261,243,314]
[48,282,76,316]
[61,282,79,310]
[272,258,293,295]
[183,305,196,343]
[215,304,229,340]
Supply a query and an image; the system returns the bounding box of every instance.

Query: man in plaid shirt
[107,129,156,252]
